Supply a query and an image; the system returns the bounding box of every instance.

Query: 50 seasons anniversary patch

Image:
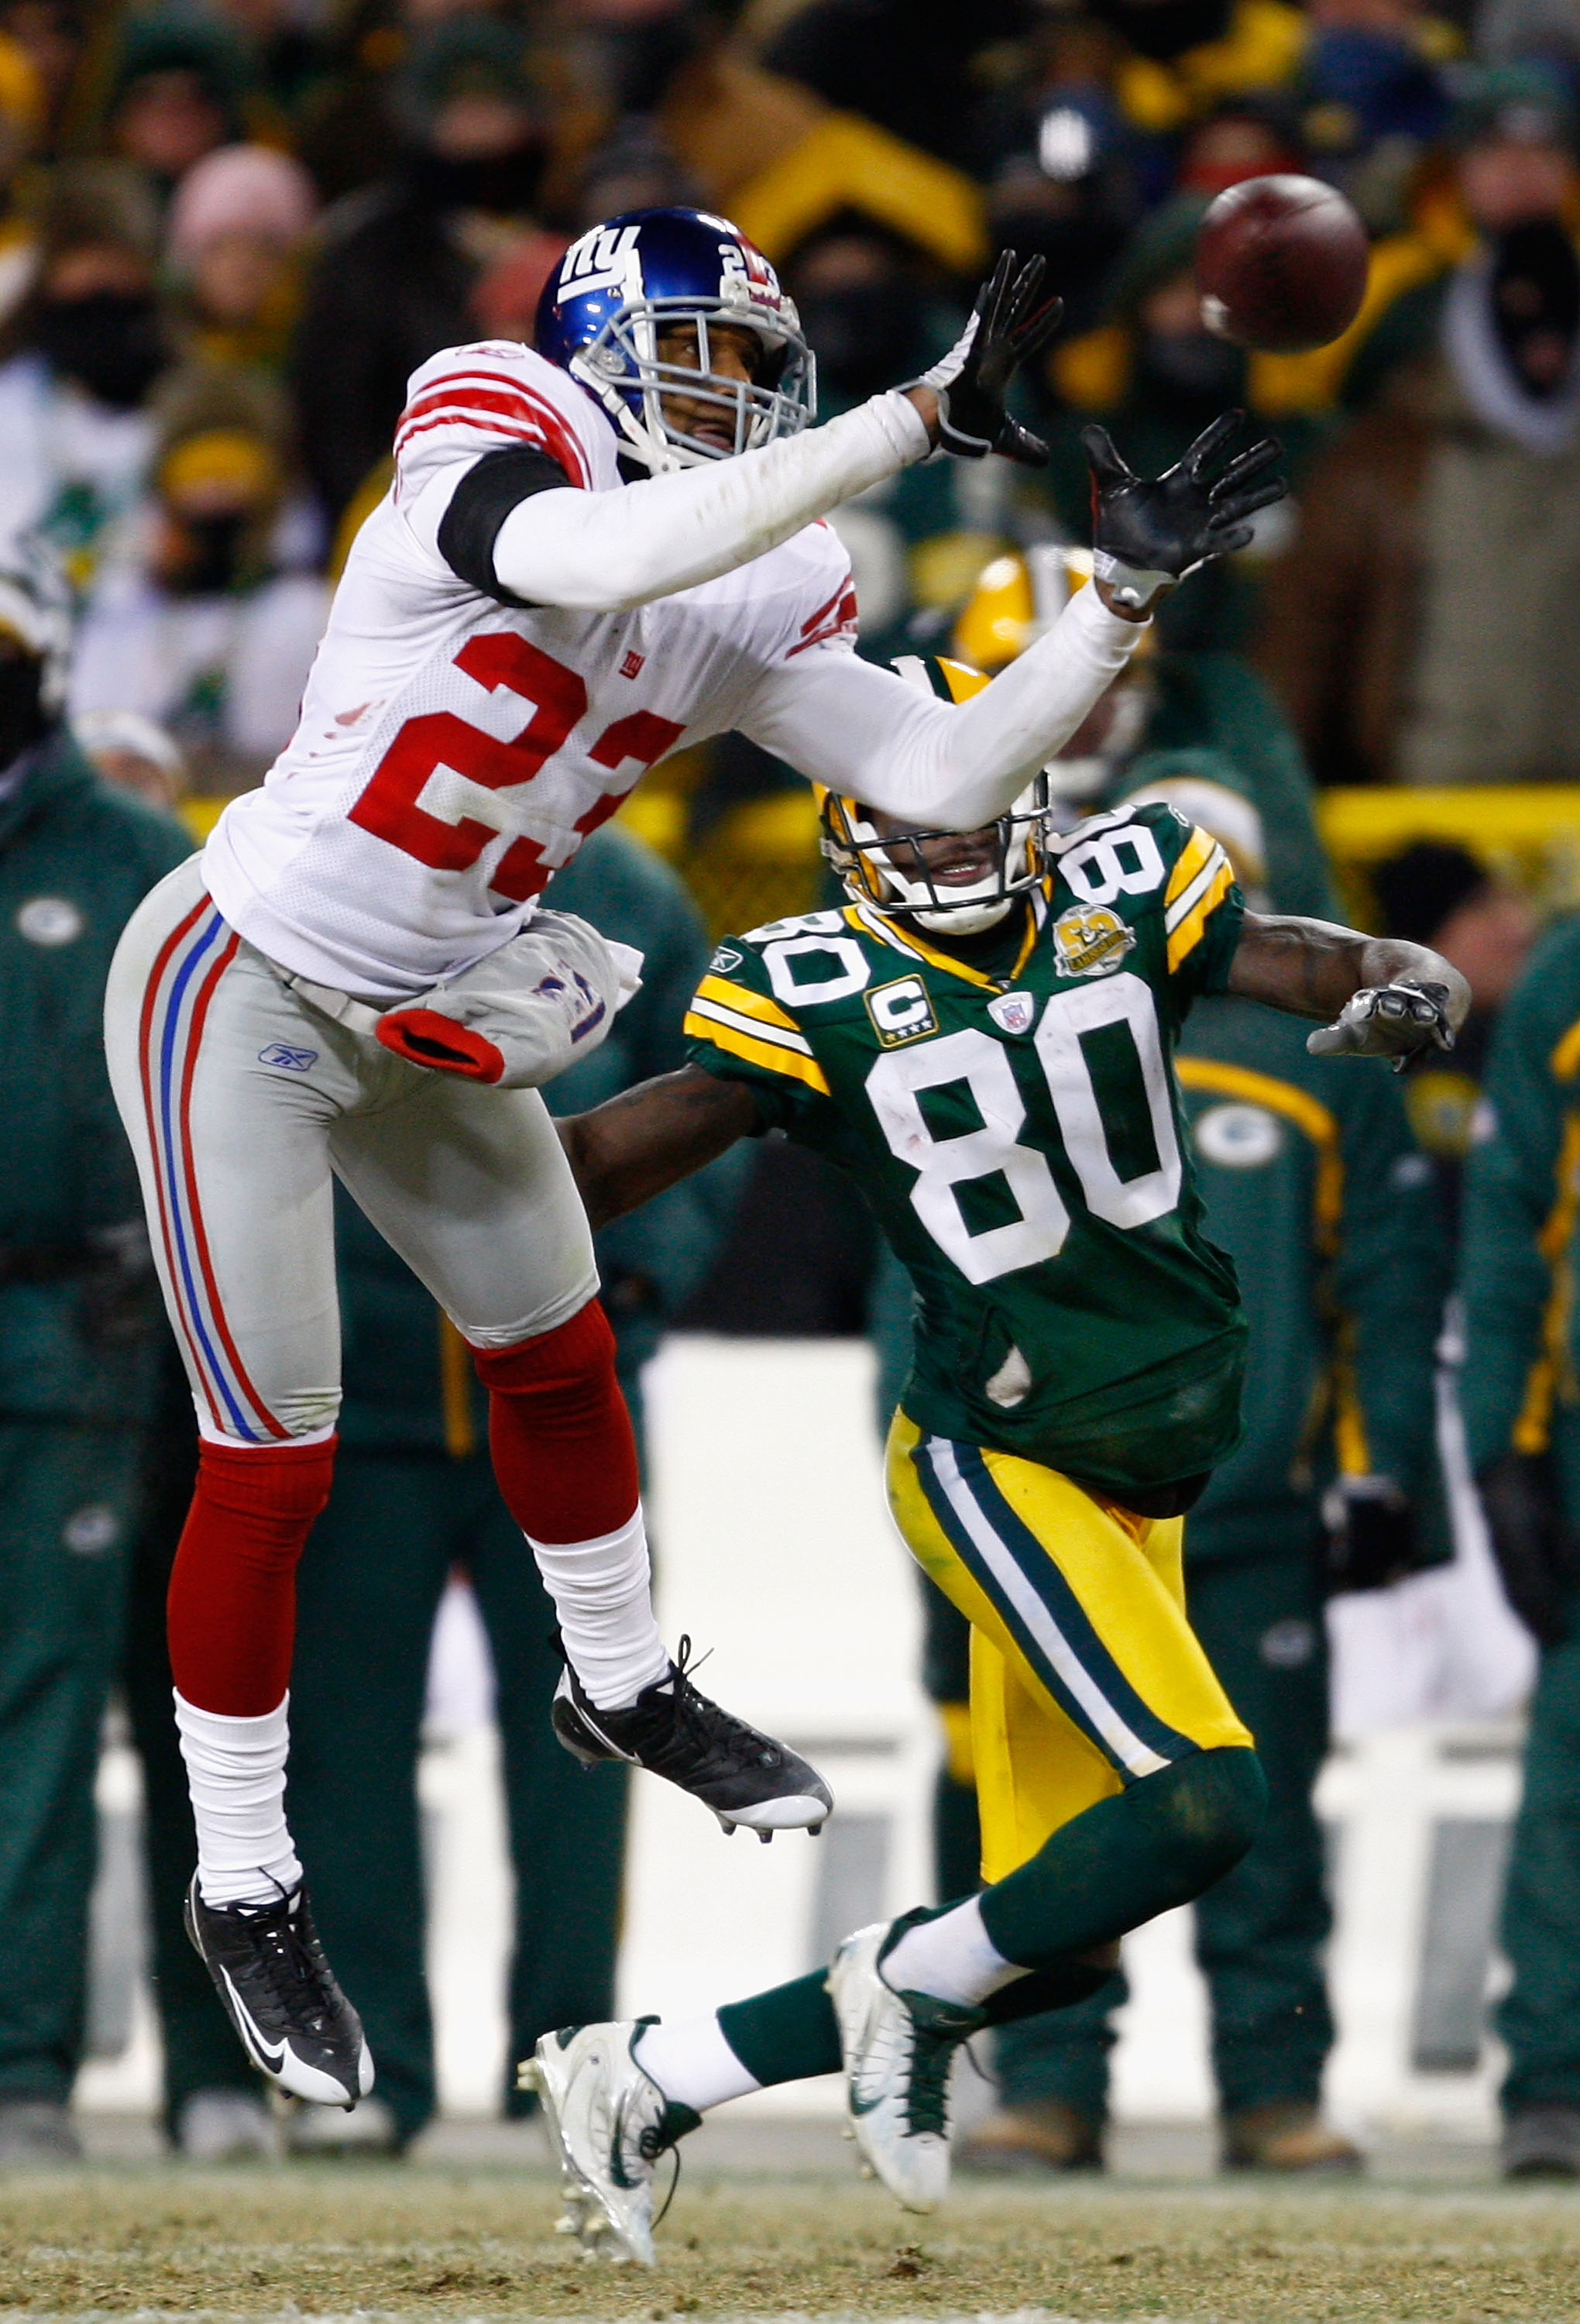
[1053,904,1136,979]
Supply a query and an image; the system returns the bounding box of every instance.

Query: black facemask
[1491,218,1580,401]
[409,138,545,218]
[166,512,249,598]
[33,290,166,410]
[0,653,50,770]
[796,281,917,402]
[1137,325,1246,410]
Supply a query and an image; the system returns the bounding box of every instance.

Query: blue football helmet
[536,207,816,474]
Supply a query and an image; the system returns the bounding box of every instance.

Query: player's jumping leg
[103,862,373,2106]
[329,1067,831,1837]
[527,1418,1263,2257]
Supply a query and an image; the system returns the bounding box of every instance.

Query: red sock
[167,1437,336,1716]
[474,1299,640,1544]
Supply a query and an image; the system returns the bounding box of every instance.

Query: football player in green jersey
[524,651,1471,2261]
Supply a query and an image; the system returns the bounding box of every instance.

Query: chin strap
[908,902,1017,936]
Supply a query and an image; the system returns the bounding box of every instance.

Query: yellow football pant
[888,1412,1253,1886]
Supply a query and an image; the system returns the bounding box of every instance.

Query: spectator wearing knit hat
[68,366,326,792]
[1257,67,1580,786]
[0,161,172,583]
[166,142,316,376]
[105,7,249,199]
[292,13,557,529]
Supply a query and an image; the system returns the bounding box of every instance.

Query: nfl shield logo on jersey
[1053,906,1136,980]
[988,990,1036,1036]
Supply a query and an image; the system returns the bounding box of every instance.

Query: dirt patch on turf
[0,2171,1574,2321]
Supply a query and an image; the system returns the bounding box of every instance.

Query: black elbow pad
[437,445,571,604]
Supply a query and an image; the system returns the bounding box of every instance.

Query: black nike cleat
[551,1636,833,1838]
[184,1874,374,2107]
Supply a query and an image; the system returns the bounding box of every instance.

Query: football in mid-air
[1195,175,1369,354]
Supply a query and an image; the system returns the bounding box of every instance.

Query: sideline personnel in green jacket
[136,823,745,2153]
[1460,917,1580,2179]
[0,554,191,2162]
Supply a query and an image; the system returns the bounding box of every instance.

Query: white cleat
[520,2020,699,2266]
[827,1921,985,2215]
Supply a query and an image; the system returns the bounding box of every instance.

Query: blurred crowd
[0,0,1563,806]
[8,0,1580,2192]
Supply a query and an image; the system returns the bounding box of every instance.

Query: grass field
[2,2130,1578,2322]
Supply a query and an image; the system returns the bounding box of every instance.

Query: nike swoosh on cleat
[218,1968,288,2073]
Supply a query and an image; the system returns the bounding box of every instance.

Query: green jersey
[684,802,1248,1496]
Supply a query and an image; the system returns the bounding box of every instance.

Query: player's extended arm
[727,413,1290,834]
[1228,913,1471,1068]
[737,583,1142,830]
[483,256,1056,615]
[556,1066,764,1229]
[489,393,930,610]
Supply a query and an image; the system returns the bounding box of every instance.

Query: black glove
[912,249,1063,466]
[1083,410,1286,612]
[1307,980,1457,1075]
[1321,1475,1420,1596]
[1476,1449,1578,1648]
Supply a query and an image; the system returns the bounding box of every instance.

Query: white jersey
[203,342,857,1004]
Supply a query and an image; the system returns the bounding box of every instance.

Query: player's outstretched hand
[912,250,1063,466]
[1306,980,1457,1073]
[1083,411,1286,613]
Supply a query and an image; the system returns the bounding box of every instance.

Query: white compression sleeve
[490,391,929,611]
[527,1508,672,1710]
[739,583,1146,831]
[175,1690,303,1909]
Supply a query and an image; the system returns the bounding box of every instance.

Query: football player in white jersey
[102,205,1284,2108]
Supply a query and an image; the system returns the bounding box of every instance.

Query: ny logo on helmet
[560,222,643,299]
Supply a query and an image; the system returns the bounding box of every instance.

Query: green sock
[713,1751,1264,2087]
[717,1972,842,2089]
[980,1745,1266,1971]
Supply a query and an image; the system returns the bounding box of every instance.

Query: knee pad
[1146,1746,1267,1889]
[472,1298,638,1543]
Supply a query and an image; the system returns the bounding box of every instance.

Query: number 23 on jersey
[347,631,683,902]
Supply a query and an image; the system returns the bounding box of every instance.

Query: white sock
[527,1508,672,1709]
[880,1899,1029,2009]
[634,2014,761,2113]
[174,1690,303,1909]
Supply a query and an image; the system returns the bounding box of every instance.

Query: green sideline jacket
[1459,916,1580,1479]
[1126,654,1336,925]
[335,823,745,1452]
[1177,995,1448,1563]
[0,731,192,1428]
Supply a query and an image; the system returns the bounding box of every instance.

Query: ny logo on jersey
[560,222,644,300]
